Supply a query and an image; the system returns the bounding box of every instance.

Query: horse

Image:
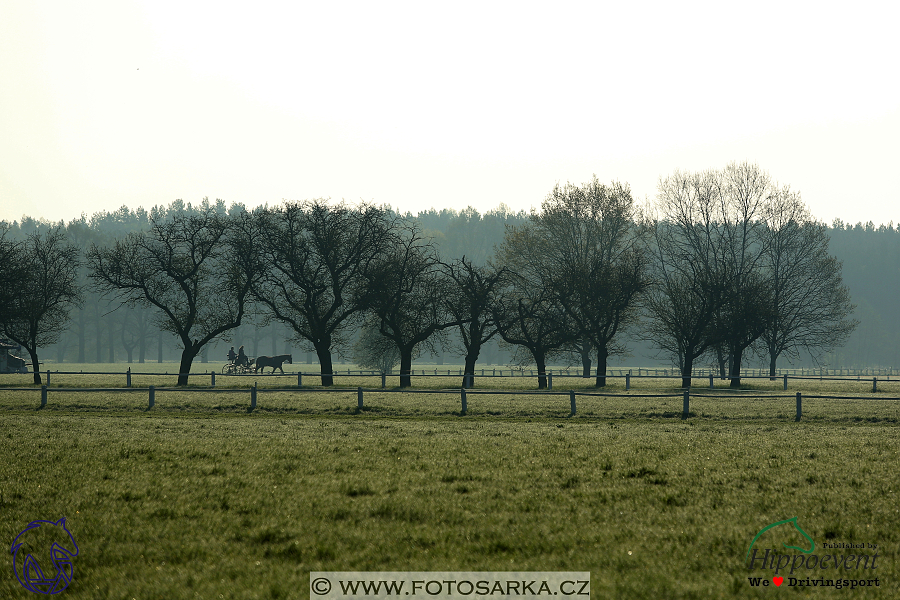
[254,354,292,374]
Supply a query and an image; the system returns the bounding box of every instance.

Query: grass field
[1,364,898,598]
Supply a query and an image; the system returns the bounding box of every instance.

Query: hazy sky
[2,1,898,225]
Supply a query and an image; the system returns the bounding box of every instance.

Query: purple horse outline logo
[10,517,79,594]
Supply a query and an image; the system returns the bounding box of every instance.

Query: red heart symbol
[773,577,783,586]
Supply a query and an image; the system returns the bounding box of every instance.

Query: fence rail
[3,383,899,422]
[1,367,895,393]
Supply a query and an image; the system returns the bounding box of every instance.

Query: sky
[2,0,898,226]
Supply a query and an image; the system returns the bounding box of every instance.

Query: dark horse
[254,354,292,374]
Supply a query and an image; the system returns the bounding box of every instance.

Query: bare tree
[713,163,775,386]
[351,314,402,375]
[441,257,509,388]
[120,306,157,364]
[88,208,258,385]
[363,221,457,388]
[642,260,727,387]
[645,165,766,387]
[758,189,857,375]
[253,200,393,386]
[0,224,26,327]
[647,162,843,387]
[499,177,646,386]
[1,227,82,384]
[491,271,572,389]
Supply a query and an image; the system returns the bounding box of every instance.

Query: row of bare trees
[645,162,857,387]
[2,162,857,388]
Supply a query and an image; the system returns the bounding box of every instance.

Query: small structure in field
[0,340,28,373]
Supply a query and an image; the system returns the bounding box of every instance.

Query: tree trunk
[95,306,102,363]
[729,347,744,388]
[768,344,777,379]
[399,349,413,388]
[581,341,592,378]
[462,352,478,388]
[595,345,608,387]
[78,308,86,362]
[176,342,200,386]
[29,348,42,385]
[316,345,334,387]
[716,345,727,379]
[534,352,547,389]
[55,335,67,363]
[681,355,694,388]
[138,316,146,363]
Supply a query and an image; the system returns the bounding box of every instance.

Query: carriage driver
[237,345,248,368]
[227,347,237,364]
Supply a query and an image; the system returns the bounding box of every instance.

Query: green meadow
[1,365,898,598]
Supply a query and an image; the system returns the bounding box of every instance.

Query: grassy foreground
[0,375,898,598]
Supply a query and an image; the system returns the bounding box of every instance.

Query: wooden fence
[2,383,899,422]
[5,366,893,394]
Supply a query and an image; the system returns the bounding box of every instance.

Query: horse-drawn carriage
[222,354,293,375]
[222,357,255,375]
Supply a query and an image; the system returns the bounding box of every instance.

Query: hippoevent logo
[745,517,881,590]
[10,517,79,595]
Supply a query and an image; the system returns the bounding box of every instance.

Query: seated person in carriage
[237,345,249,368]
[227,347,237,364]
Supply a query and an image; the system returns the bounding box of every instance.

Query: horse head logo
[10,517,79,595]
[746,516,815,562]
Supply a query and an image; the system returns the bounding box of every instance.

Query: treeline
[0,163,894,386]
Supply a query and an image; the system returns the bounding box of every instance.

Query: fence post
[569,390,576,416]
[783,374,788,391]
[873,377,877,393]
[795,391,802,422]
[357,387,364,410]
[41,385,47,408]
[298,372,302,387]
[381,373,386,389]
[47,370,50,385]
[250,382,257,410]
[126,367,132,388]
[148,385,155,409]
[211,371,216,387]
[461,388,467,414]
[548,373,553,390]
[682,390,689,419]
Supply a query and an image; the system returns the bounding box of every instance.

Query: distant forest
[4,198,898,370]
